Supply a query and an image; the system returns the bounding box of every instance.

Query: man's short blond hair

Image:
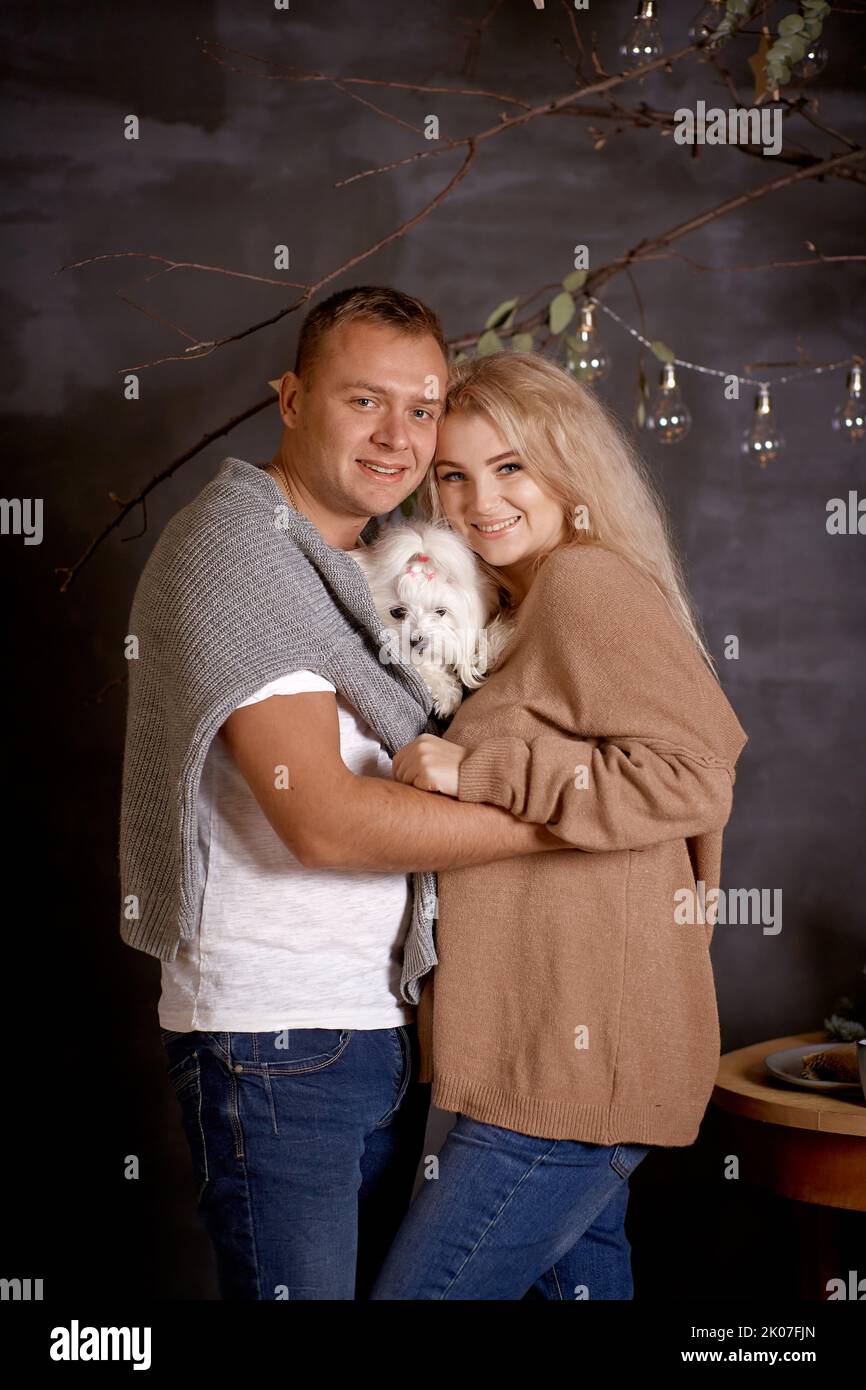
[294,285,449,380]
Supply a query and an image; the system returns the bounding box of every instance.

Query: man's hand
[391,734,467,797]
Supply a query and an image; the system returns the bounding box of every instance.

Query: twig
[114,143,478,374]
[113,293,200,345]
[329,79,424,135]
[656,249,866,273]
[336,40,709,188]
[196,34,532,110]
[55,393,277,592]
[56,250,307,290]
[449,146,866,347]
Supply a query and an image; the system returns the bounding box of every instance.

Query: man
[119,285,562,1300]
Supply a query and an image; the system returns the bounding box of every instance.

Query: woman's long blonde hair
[417,351,718,676]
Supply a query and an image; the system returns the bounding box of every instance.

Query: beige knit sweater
[415,543,748,1148]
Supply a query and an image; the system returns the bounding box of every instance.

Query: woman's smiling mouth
[473,514,521,536]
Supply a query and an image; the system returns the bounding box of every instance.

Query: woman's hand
[391,734,467,797]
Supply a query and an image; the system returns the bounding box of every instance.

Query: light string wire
[588,296,858,391]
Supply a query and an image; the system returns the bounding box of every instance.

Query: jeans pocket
[609,1142,650,1179]
[374,1026,413,1128]
[161,1029,197,1079]
[165,1049,209,1201]
[233,1028,352,1075]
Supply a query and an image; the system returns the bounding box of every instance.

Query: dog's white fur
[350,521,513,717]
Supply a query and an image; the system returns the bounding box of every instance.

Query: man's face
[284,320,447,518]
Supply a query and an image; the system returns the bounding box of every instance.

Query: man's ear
[278,371,303,429]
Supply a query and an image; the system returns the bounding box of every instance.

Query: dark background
[4,0,865,1302]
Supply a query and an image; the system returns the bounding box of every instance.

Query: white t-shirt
[157,671,415,1031]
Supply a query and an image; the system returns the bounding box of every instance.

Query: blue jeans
[160,1023,430,1300]
[369,1115,650,1300]
[162,1024,648,1300]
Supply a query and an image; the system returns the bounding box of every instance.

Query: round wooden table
[710,1030,866,1211]
[706,1030,865,1299]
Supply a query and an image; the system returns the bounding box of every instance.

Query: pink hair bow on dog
[403,551,438,582]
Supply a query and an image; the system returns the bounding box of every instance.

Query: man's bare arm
[220,691,563,870]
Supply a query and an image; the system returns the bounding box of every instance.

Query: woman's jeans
[370,1115,650,1300]
[161,1023,649,1300]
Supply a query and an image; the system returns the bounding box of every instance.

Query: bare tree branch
[335,39,709,188]
[56,250,307,289]
[57,3,863,593]
[56,393,278,593]
[110,142,478,374]
[449,146,866,347]
[196,33,532,110]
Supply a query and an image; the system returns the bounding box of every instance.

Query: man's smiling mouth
[356,458,408,479]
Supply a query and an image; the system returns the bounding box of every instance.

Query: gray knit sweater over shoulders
[119,456,438,1004]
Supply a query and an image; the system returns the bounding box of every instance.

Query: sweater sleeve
[454,547,748,853]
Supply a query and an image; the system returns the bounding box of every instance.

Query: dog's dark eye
[434,608,448,618]
[389,606,408,620]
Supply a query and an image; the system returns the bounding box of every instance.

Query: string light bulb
[687,0,725,42]
[565,301,610,382]
[619,1,664,69]
[831,364,865,443]
[792,42,829,81]
[645,362,692,442]
[742,384,785,467]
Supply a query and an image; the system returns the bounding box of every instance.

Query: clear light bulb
[619,0,664,69]
[565,302,610,383]
[645,362,692,443]
[741,384,784,467]
[831,365,865,443]
[688,0,725,42]
[792,42,829,81]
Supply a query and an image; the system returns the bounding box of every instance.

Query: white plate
[763,1043,862,1093]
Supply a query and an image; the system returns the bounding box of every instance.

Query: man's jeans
[160,1023,429,1300]
[162,1024,648,1300]
[369,1115,650,1300]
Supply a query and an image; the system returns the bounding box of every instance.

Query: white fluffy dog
[350,521,512,717]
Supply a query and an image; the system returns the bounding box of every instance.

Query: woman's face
[432,411,568,580]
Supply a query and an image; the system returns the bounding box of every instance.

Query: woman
[369,351,748,1301]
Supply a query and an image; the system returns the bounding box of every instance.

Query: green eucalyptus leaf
[786,35,808,60]
[778,13,805,34]
[511,333,534,352]
[485,297,519,331]
[649,339,676,364]
[636,400,646,428]
[476,330,503,357]
[549,291,576,335]
[451,350,468,364]
[562,269,588,292]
